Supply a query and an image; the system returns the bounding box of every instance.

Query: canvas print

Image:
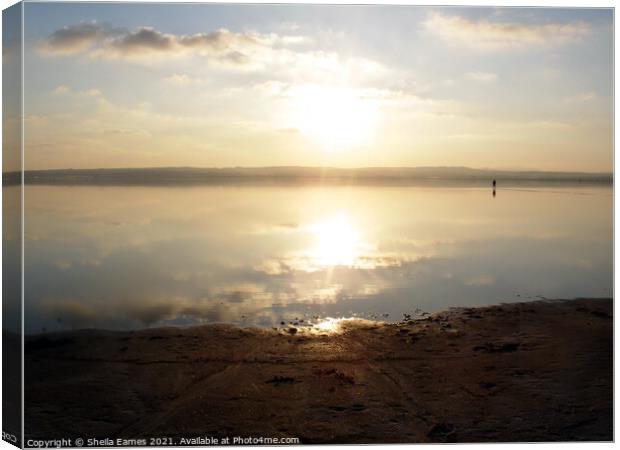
[2,2,613,447]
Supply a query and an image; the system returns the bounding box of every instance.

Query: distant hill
[2,166,613,186]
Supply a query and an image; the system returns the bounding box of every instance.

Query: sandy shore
[25,298,612,444]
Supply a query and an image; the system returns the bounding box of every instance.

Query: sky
[10,3,614,171]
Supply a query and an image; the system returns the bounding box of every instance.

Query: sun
[288,84,377,151]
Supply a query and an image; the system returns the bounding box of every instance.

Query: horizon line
[8,166,614,175]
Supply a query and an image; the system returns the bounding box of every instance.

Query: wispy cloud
[51,85,70,95]
[49,85,103,98]
[164,73,201,85]
[80,88,103,97]
[464,71,498,83]
[425,12,590,50]
[564,91,598,102]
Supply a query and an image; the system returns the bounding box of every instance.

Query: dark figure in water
[492,179,496,197]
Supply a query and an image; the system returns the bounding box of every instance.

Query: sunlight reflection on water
[18,184,613,333]
[312,317,348,334]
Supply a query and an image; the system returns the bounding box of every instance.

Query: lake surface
[16,183,612,333]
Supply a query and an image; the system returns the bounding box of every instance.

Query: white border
[0,2,615,450]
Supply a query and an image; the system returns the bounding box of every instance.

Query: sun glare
[288,85,377,151]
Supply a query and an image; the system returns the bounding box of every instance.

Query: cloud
[39,22,119,55]
[80,88,103,97]
[51,85,70,95]
[40,23,306,66]
[425,12,590,49]
[50,85,103,98]
[109,27,176,54]
[464,71,498,83]
[177,28,258,51]
[164,73,195,85]
[564,91,597,102]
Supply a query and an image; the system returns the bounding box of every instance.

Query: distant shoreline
[2,167,613,186]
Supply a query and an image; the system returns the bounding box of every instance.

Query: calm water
[16,183,612,333]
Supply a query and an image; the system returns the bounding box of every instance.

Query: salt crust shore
[24,298,612,444]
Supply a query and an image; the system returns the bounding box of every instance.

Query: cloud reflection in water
[21,184,612,333]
